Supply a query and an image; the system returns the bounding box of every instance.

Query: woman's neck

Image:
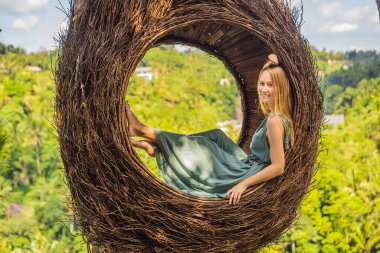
[269,104,274,112]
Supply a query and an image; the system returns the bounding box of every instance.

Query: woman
[126,54,294,205]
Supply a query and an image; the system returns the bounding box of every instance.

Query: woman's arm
[227,116,285,205]
[242,116,285,185]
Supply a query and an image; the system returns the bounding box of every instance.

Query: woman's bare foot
[145,141,156,157]
[131,138,156,157]
[125,102,145,137]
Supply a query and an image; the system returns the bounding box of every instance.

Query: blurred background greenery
[0,42,379,252]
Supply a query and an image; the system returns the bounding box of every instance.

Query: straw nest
[55,0,323,252]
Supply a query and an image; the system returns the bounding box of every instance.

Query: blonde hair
[257,55,295,146]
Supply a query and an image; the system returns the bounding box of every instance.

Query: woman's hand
[226,182,248,205]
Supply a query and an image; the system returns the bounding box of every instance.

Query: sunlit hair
[257,58,295,146]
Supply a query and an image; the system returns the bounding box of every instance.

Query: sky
[0,0,379,53]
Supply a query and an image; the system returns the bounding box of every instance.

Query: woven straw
[55,0,323,252]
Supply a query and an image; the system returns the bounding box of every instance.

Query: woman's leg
[188,129,247,159]
[125,102,157,142]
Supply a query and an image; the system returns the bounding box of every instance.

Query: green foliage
[0,47,83,251]
[326,51,380,89]
[0,42,379,252]
[323,85,344,114]
[0,42,26,55]
[0,43,51,71]
[0,125,8,164]
[318,50,380,114]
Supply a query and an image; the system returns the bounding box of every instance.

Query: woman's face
[258,70,274,107]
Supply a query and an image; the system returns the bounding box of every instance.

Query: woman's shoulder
[265,113,292,149]
[266,114,285,136]
[266,113,284,122]
[266,115,284,128]
[267,113,288,125]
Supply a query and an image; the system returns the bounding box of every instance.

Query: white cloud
[344,5,370,21]
[320,23,358,33]
[52,20,68,44]
[12,16,39,30]
[58,20,68,32]
[290,0,302,6]
[0,0,48,13]
[317,1,379,35]
[374,23,380,33]
[343,5,379,24]
[369,13,379,24]
[320,2,343,19]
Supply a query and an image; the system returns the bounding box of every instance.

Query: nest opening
[127,22,273,154]
[128,43,244,185]
[124,21,278,200]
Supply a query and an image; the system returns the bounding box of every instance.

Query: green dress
[153,113,290,198]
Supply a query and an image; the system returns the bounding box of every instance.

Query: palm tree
[0,125,8,166]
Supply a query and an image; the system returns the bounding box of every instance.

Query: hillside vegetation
[0,42,379,252]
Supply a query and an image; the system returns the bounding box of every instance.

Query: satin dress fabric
[153,114,290,198]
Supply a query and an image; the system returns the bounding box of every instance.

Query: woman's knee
[211,128,226,138]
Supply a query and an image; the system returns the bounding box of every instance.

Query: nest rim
[55,0,324,251]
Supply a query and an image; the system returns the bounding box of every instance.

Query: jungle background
[0,42,379,252]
